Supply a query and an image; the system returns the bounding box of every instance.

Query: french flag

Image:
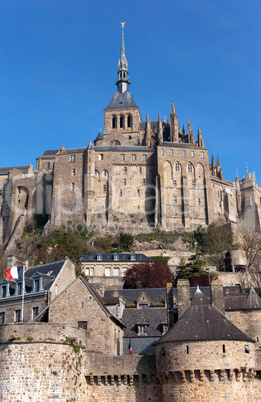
[6,266,24,281]
[128,339,133,355]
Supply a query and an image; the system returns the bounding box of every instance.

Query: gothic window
[112,115,117,129]
[120,115,125,128]
[127,114,132,128]
[175,163,180,172]
[188,163,193,173]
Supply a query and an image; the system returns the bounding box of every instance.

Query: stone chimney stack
[211,279,225,314]
[177,279,190,318]
[166,283,174,330]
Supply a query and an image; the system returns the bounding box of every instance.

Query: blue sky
[0,0,260,182]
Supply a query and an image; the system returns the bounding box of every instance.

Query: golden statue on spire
[120,22,126,28]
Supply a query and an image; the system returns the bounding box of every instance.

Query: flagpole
[21,265,24,323]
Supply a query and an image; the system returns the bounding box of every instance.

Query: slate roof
[41,150,60,157]
[95,131,104,141]
[122,308,167,338]
[105,89,138,110]
[104,288,166,305]
[156,289,254,345]
[79,253,151,263]
[0,166,30,175]
[225,286,261,311]
[93,145,152,153]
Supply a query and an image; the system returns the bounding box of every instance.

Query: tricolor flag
[128,339,133,355]
[6,266,24,281]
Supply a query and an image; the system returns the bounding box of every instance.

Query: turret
[169,100,178,142]
[158,113,163,144]
[197,126,205,148]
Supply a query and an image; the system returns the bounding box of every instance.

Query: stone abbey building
[1,26,261,247]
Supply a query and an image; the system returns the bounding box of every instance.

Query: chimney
[166,283,174,330]
[177,279,190,318]
[211,279,225,314]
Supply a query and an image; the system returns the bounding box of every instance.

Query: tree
[123,262,174,289]
[202,223,234,270]
[175,253,215,286]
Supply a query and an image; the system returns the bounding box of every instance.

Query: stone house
[0,258,75,324]
[79,252,151,289]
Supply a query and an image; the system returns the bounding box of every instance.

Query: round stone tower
[155,288,257,401]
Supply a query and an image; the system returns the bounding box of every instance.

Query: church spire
[116,22,130,93]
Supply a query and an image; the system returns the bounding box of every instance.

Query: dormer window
[16,282,22,296]
[114,254,119,261]
[130,253,136,261]
[138,324,147,335]
[139,304,148,310]
[1,285,7,298]
[162,324,168,334]
[33,277,42,293]
[97,253,103,261]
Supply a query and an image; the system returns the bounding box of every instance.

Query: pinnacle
[171,100,176,114]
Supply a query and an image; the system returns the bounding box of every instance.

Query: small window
[34,279,40,293]
[200,151,204,158]
[170,150,174,156]
[127,114,132,128]
[122,268,127,276]
[70,155,76,162]
[120,154,125,161]
[217,191,220,197]
[124,167,127,174]
[245,345,250,353]
[99,154,104,160]
[131,154,137,161]
[120,115,125,128]
[47,162,51,170]
[78,321,87,330]
[95,170,99,177]
[186,345,189,354]
[105,268,111,276]
[192,180,196,188]
[97,253,102,261]
[114,254,119,261]
[182,150,186,157]
[113,268,120,276]
[72,168,76,176]
[120,189,122,196]
[72,183,75,191]
[137,189,140,197]
[173,197,177,204]
[191,151,195,157]
[161,149,164,156]
[197,198,200,206]
[17,282,22,295]
[85,268,90,276]
[139,304,148,310]
[139,167,142,174]
[15,309,21,323]
[124,179,126,186]
[223,344,226,353]
[143,179,146,185]
[32,307,39,320]
[112,115,117,129]
[1,286,7,298]
[130,253,136,261]
[138,325,146,334]
[90,268,94,276]
[173,180,177,187]
[142,155,147,161]
[0,312,5,324]
[103,184,106,192]
[104,170,107,177]
[175,163,180,172]
[188,163,193,173]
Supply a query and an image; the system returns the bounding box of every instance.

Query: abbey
[0,26,261,247]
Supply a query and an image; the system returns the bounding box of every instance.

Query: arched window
[120,115,125,128]
[127,114,132,128]
[112,115,117,129]
[175,163,180,172]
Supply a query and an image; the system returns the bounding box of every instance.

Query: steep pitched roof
[122,308,167,338]
[156,288,254,345]
[226,286,261,311]
[105,89,137,110]
[0,166,30,175]
[104,288,166,305]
